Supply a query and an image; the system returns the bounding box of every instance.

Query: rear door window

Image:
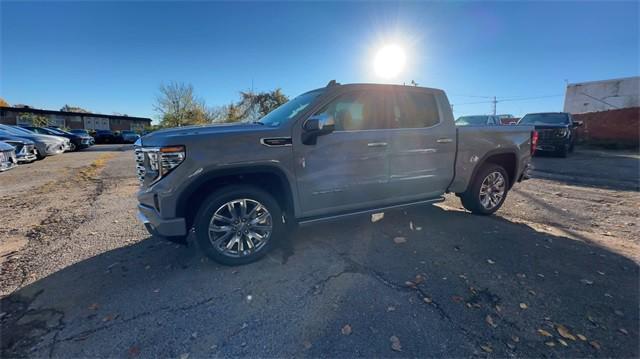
[390,90,440,129]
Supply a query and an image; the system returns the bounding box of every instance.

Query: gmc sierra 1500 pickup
[135,82,536,265]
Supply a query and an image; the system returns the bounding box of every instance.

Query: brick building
[0,107,151,131]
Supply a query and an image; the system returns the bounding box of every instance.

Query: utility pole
[492,96,497,115]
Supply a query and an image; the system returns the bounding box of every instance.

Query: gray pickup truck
[136,82,535,265]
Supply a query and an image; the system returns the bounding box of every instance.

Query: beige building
[0,107,151,131]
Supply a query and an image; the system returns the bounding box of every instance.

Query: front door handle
[367,142,388,147]
[436,138,453,144]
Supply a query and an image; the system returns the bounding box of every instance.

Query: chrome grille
[0,150,16,163]
[134,147,145,183]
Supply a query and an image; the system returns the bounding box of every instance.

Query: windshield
[519,113,569,125]
[70,129,88,134]
[456,116,490,126]
[45,127,68,135]
[258,90,324,127]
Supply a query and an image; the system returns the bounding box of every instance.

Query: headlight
[146,146,185,180]
[556,129,569,137]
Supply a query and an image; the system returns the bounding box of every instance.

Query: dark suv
[518,112,582,157]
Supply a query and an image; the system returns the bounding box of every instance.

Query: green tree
[18,112,48,127]
[237,89,288,121]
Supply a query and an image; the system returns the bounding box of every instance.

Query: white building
[563,76,639,114]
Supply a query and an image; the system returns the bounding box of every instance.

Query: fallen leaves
[577,334,587,341]
[371,213,384,223]
[393,237,407,244]
[487,259,496,265]
[519,303,528,310]
[580,279,594,285]
[390,336,402,352]
[618,328,629,335]
[127,346,140,357]
[88,303,99,311]
[556,324,576,341]
[303,340,312,350]
[485,314,497,328]
[341,324,352,335]
[480,344,493,353]
[589,340,601,350]
[423,297,432,304]
[537,329,553,337]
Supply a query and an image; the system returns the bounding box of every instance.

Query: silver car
[0,124,67,159]
[0,141,18,172]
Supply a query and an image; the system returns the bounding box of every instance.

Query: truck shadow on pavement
[2,206,638,358]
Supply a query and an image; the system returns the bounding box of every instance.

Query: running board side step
[297,197,445,226]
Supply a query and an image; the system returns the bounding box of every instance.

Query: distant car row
[455,112,583,157]
[0,125,140,172]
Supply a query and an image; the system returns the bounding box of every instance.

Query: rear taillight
[531,131,538,155]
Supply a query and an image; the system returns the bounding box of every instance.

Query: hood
[0,134,35,145]
[12,133,66,143]
[0,141,15,151]
[141,122,268,145]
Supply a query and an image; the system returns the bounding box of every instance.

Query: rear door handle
[436,138,453,143]
[367,142,388,147]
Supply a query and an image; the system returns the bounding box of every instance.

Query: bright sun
[374,44,406,79]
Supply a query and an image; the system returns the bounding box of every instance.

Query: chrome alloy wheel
[208,199,273,258]
[479,171,506,210]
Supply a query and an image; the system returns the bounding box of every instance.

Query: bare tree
[154,81,206,127]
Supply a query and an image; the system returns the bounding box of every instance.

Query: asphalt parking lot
[1,145,638,358]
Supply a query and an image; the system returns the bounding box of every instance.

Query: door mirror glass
[573,121,584,127]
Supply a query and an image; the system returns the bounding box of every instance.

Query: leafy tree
[154,81,212,127]
[237,89,288,122]
[60,105,90,113]
[0,98,9,107]
[18,112,48,127]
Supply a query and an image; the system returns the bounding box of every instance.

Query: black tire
[569,142,575,153]
[460,164,510,215]
[194,185,284,266]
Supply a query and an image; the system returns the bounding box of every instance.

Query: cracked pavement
[1,145,638,358]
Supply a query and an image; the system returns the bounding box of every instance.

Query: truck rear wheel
[194,185,283,265]
[460,164,509,215]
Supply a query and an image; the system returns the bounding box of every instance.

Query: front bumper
[45,143,65,155]
[138,203,187,237]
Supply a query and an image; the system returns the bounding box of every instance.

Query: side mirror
[302,114,335,145]
[573,121,584,127]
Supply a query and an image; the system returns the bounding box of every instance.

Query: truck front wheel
[460,164,510,215]
[194,185,284,265]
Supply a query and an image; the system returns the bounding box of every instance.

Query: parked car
[68,129,96,145]
[134,82,536,265]
[0,141,18,172]
[455,115,503,126]
[0,135,38,163]
[21,126,93,151]
[94,130,118,144]
[0,124,67,159]
[120,130,140,143]
[517,112,582,157]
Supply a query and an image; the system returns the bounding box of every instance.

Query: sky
[1,1,638,121]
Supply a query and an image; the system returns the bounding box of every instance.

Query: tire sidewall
[194,185,283,266]
[465,164,510,215]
